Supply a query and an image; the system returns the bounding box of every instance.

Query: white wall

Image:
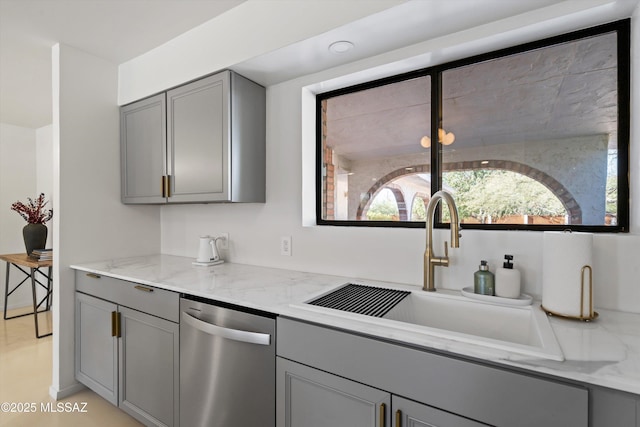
[0,123,37,310]
[36,125,53,214]
[51,44,161,399]
[155,6,640,314]
[118,0,403,105]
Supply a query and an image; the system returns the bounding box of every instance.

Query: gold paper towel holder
[542,265,599,322]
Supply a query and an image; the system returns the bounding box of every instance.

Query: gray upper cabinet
[120,93,167,204]
[167,73,228,202]
[120,70,265,204]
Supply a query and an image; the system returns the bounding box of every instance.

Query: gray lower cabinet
[277,317,589,427]
[118,306,179,427]
[75,292,118,404]
[74,271,179,427]
[590,386,640,427]
[392,396,485,427]
[277,357,484,427]
[277,357,390,427]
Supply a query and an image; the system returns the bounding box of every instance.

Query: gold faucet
[424,191,461,292]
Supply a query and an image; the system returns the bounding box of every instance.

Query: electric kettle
[194,235,223,266]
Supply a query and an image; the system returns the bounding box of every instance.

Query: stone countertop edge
[70,254,640,396]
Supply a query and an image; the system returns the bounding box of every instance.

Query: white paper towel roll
[542,231,593,318]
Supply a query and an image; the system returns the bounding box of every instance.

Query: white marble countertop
[71,254,640,396]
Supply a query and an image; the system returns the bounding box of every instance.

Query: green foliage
[443,170,566,223]
[411,198,426,221]
[605,175,617,216]
[366,190,399,220]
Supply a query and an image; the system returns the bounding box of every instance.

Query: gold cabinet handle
[379,403,386,427]
[86,273,101,279]
[395,410,402,427]
[111,311,121,337]
[134,285,154,293]
[161,175,172,198]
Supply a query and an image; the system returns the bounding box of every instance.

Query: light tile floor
[0,307,142,426]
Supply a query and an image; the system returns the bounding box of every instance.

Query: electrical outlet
[218,233,229,250]
[280,236,292,256]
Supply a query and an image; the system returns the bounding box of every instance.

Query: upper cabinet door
[120,70,265,204]
[120,93,167,204]
[167,72,230,203]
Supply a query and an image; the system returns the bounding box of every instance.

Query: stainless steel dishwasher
[180,296,276,427]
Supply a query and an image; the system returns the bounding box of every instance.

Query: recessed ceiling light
[328,40,354,54]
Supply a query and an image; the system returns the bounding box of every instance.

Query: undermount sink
[301,284,564,361]
[382,290,563,360]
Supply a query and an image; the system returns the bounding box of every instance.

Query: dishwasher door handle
[182,311,271,345]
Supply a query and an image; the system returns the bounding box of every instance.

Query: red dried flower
[10,193,53,224]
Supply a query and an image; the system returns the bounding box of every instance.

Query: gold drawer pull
[395,410,402,427]
[134,285,154,293]
[86,273,101,279]
[111,311,121,337]
[379,403,386,427]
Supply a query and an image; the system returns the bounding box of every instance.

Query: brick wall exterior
[320,100,335,220]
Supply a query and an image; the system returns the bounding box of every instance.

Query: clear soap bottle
[474,260,495,296]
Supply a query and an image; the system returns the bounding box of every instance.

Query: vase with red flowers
[10,193,53,255]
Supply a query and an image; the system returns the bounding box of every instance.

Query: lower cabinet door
[75,292,118,405]
[119,306,179,427]
[277,357,390,427]
[392,396,486,427]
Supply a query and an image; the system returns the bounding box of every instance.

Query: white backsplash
[161,201,640,315]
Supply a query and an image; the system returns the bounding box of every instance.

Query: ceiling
[0,0,638,130]
[0,0,246,128]
[325,31,619,161]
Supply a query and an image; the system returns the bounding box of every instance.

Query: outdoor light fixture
[420,128,455,148]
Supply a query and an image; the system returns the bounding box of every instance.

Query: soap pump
[495,254,521,298]
[474,260,495,296]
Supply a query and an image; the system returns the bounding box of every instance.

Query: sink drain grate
[308,283,410,318]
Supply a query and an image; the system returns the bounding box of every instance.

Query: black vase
[23,223,48,255]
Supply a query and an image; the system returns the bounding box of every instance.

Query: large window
[317,20,630,232]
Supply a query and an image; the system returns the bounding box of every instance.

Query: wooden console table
[1,253,53,338]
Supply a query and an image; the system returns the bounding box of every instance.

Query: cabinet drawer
[75,271,179,322]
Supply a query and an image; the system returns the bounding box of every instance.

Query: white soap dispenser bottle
[495,254,521,298]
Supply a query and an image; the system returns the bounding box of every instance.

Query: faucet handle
[444,241,449,257]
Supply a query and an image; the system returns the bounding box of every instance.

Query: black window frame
[316,19,630,232]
